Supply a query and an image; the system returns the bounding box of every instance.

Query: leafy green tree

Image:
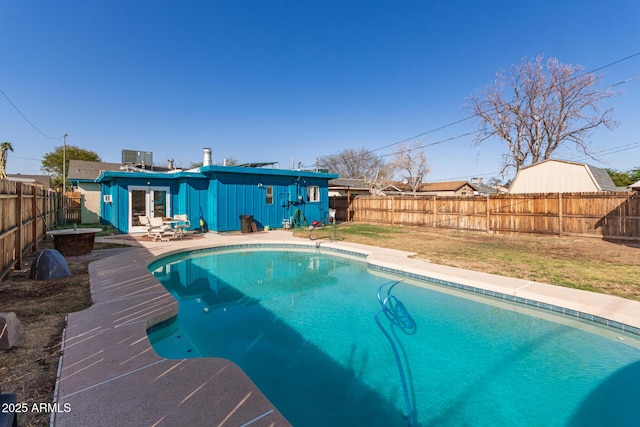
[42,145,101,188]
[605,168,631,186]
[605,167,640,186]
[0,141,14,179]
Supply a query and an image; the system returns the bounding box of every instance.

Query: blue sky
[2,0,639,183]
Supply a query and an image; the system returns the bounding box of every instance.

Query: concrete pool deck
[53,230,640,426]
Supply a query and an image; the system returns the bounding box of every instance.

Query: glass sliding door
[128,186,170,232]
[131,190,147,227]
[152,189,167,218]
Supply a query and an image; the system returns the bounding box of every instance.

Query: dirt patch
[0,240,126,427]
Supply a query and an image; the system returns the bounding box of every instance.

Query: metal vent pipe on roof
[203,148,212,166]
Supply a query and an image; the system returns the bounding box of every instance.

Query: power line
[7,154,43,162]
[430,141,640,183]
[328,68,640,173]
[0,88,65,140]
[315,53,640,182]
[369,116,476,154]
[340,66,640,165]
[365,51,640,156]
[588,51,640,75]
[569,141,640,163]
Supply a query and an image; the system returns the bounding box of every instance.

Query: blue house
[96,164,338,234]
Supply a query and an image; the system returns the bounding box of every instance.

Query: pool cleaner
[375,280,416,427]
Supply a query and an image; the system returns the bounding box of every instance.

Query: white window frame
[307,185,320,202]
[266,186,274,204]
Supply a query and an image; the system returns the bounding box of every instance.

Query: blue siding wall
[212,172,331,231]
[98,167,336,233]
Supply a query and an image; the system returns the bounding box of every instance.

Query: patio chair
[173,214,191,239]
[148,216,174,241]
[138,216,157,238]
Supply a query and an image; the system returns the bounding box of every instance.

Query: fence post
[486,195,491,233]
[558,193,563,236]
[432,196,437,227]
[32,185,39,252]
[391,196,395,225]
[14,184,23,270]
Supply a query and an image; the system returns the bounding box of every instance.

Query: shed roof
[514,159,618,192]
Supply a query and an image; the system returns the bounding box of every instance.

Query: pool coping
[52,230,640,426]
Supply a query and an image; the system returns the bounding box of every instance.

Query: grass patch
[296,223,640,301]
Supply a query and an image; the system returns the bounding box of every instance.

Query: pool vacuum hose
[375,280,416,427]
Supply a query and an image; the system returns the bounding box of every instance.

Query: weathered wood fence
[0,180,61,280]
[65,192,82,223]
[344,192,640,240]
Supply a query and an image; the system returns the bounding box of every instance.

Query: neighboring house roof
[68,160,126,181]
[420,181,476,192]
[510,159,618,193]
[6,174,53,188]
[388,180,477,193]
[473,182,501,195]
[629,180,640,191]
[328,178,368,189]
[68,160,172,182]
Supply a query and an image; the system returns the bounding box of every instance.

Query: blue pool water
[147,248,640,427]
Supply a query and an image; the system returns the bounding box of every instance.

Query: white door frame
[128,185,171,233]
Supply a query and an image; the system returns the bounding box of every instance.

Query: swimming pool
[147,247,640,426]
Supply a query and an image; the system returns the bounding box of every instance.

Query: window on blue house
[266,186,273,204]
[307,185,320,202]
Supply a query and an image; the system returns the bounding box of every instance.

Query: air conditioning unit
[122,149,153,166]
[103,195,113,203]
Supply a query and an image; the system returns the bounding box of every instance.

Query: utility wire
[322,68,640,173]
[363,51,640,156]
[587,51,640,75]
[0,87,65,140]
[427,141,640,184]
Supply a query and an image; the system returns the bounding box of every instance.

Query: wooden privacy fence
[349,192,640,240]
[329,196,355,222]
[0,180,61,280]
[64,191,82,223]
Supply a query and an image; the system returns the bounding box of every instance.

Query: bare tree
[391,141,430,192]
[317,148,385,178]
[468,55,618,173]
[318,147,395,194]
